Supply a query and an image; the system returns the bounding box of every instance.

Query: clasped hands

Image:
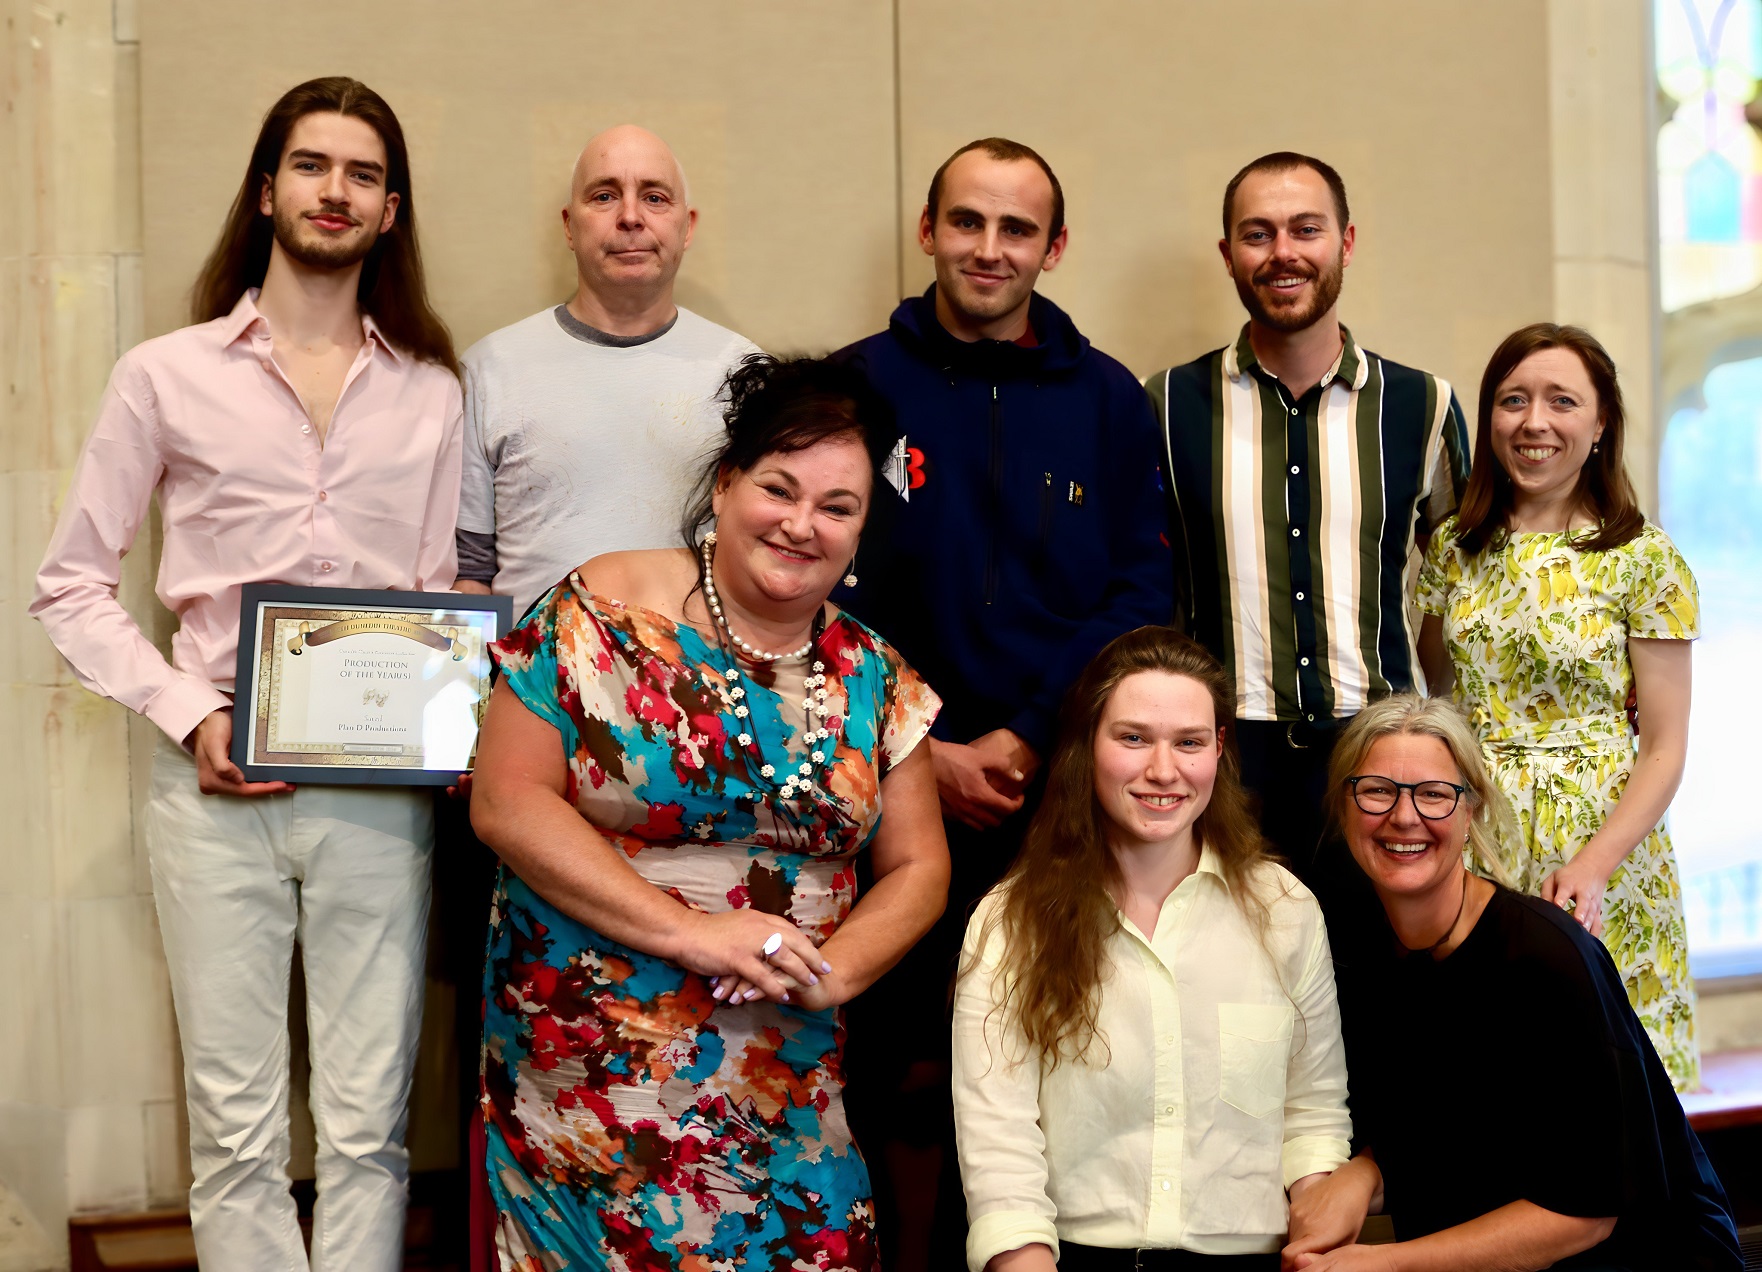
[932,729,1040,830]
[672,908,839,1012]
[1281,1159,1390,1272]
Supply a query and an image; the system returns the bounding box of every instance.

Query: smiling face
[920,150,1067,341]
[564,125,696,302]
[1220,165,1352,334]
[1489,345,1605,519]
[710,435,871,609]
[259,111,397,271]
[1092,671,1221,859]
[1343,733,1472,903]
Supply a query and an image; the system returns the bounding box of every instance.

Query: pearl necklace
[698,532,815,661]
[698,532,837,801]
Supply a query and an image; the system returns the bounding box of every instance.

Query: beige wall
[138,1,1563,397]
[3,0,189,1264]
[4,2,1690,1268]
[896,0,1556,398]
[139,0,902,356]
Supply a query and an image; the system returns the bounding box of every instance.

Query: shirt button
[1290,407,1299,416]
[1291,527,1302,538]
[1300,657,1311,666]
[301,424,312,434]
[1295,591,1306,601]
[1290,465,1301,475]
[318,490,328,502]
[1165,1105,1175,1114]
[1307,713,1316,721]
[320,561,334,573]
[1161,1180,1173,1192]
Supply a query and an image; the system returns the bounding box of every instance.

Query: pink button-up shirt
[32,290,464,746]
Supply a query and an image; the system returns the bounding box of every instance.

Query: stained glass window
[1657,0,1762,311]
[1658,0,1762,977]
[1660,360,1762,975]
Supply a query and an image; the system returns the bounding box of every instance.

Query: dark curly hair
[680,353,899,550]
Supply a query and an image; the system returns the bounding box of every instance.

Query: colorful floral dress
[482,577,939,1271]
[1418,519,1701,1090]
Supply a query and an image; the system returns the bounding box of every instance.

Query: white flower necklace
[698,532,837,801]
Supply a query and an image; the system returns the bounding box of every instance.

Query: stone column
[1547,0,1662,510]
[1,0,187,1265]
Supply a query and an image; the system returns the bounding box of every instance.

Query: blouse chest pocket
[1217,1002,1293,1119]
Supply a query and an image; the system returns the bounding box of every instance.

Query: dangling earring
[1592,441,1601,454]
[842,555,859,588]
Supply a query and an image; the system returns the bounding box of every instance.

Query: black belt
[1057,1242,1278,1270]
[1236,715,1350,751]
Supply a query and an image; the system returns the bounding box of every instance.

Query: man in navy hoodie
[838,136,1172,1272]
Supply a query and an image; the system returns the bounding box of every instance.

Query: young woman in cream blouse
[951,627,1354,1271]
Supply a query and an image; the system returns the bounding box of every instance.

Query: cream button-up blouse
[951,850,1351,1270]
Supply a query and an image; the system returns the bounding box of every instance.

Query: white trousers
[145,744,433,1272]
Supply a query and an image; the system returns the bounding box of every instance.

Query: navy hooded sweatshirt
[836,286,1173,756]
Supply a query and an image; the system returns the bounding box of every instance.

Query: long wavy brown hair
[966,626,1276,1068]
[189,77,458,375]
[1454,323,1643,555]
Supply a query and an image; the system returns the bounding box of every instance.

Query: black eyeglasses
[1346,775,1466,820]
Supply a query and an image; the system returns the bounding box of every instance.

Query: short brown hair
[1222,151,1350,239]
[1454,323,1645,555]
[926,137,1065,245]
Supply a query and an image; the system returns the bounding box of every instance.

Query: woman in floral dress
[1418,323,1701,1089]
[469,356,949,1270]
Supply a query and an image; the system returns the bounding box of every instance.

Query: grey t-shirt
[457,305,760,615]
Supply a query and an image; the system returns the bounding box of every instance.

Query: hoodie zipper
[985,384,1001,604]
[1038,470,1054,560]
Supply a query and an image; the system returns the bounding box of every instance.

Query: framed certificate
[230,584,515,785]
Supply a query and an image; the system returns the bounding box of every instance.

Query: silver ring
[761,932,783,958]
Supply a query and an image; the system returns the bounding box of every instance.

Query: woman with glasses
[1284,695,1737,1272]
[952,627,1352,1272]
[1415,323,1701,1090]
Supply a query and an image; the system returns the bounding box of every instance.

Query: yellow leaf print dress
[1418,518,1701,1090]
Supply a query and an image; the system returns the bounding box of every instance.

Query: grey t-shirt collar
[553,304,679,348]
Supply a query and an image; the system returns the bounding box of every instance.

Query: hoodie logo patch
[885,437,929,500]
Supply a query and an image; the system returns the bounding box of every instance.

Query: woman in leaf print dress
[469,355,949,1271]
[1418,324,1701,1089]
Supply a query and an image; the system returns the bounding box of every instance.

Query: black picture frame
[230,583,514,786]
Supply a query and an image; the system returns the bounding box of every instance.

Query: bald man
[455,125,760,614]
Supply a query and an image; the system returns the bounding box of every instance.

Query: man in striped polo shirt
[1146,152,1470,885]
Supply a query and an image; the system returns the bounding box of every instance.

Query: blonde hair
[1326,694,1514,886]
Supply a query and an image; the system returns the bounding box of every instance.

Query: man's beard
[272,203,381,271]
[1234,250,1345,334]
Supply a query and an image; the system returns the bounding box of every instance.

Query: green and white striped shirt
[1147,326,1470,723]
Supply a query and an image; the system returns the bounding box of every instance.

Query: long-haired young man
[32,77,462,1270]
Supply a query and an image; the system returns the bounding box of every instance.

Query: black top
[1333,885,1739,1270]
